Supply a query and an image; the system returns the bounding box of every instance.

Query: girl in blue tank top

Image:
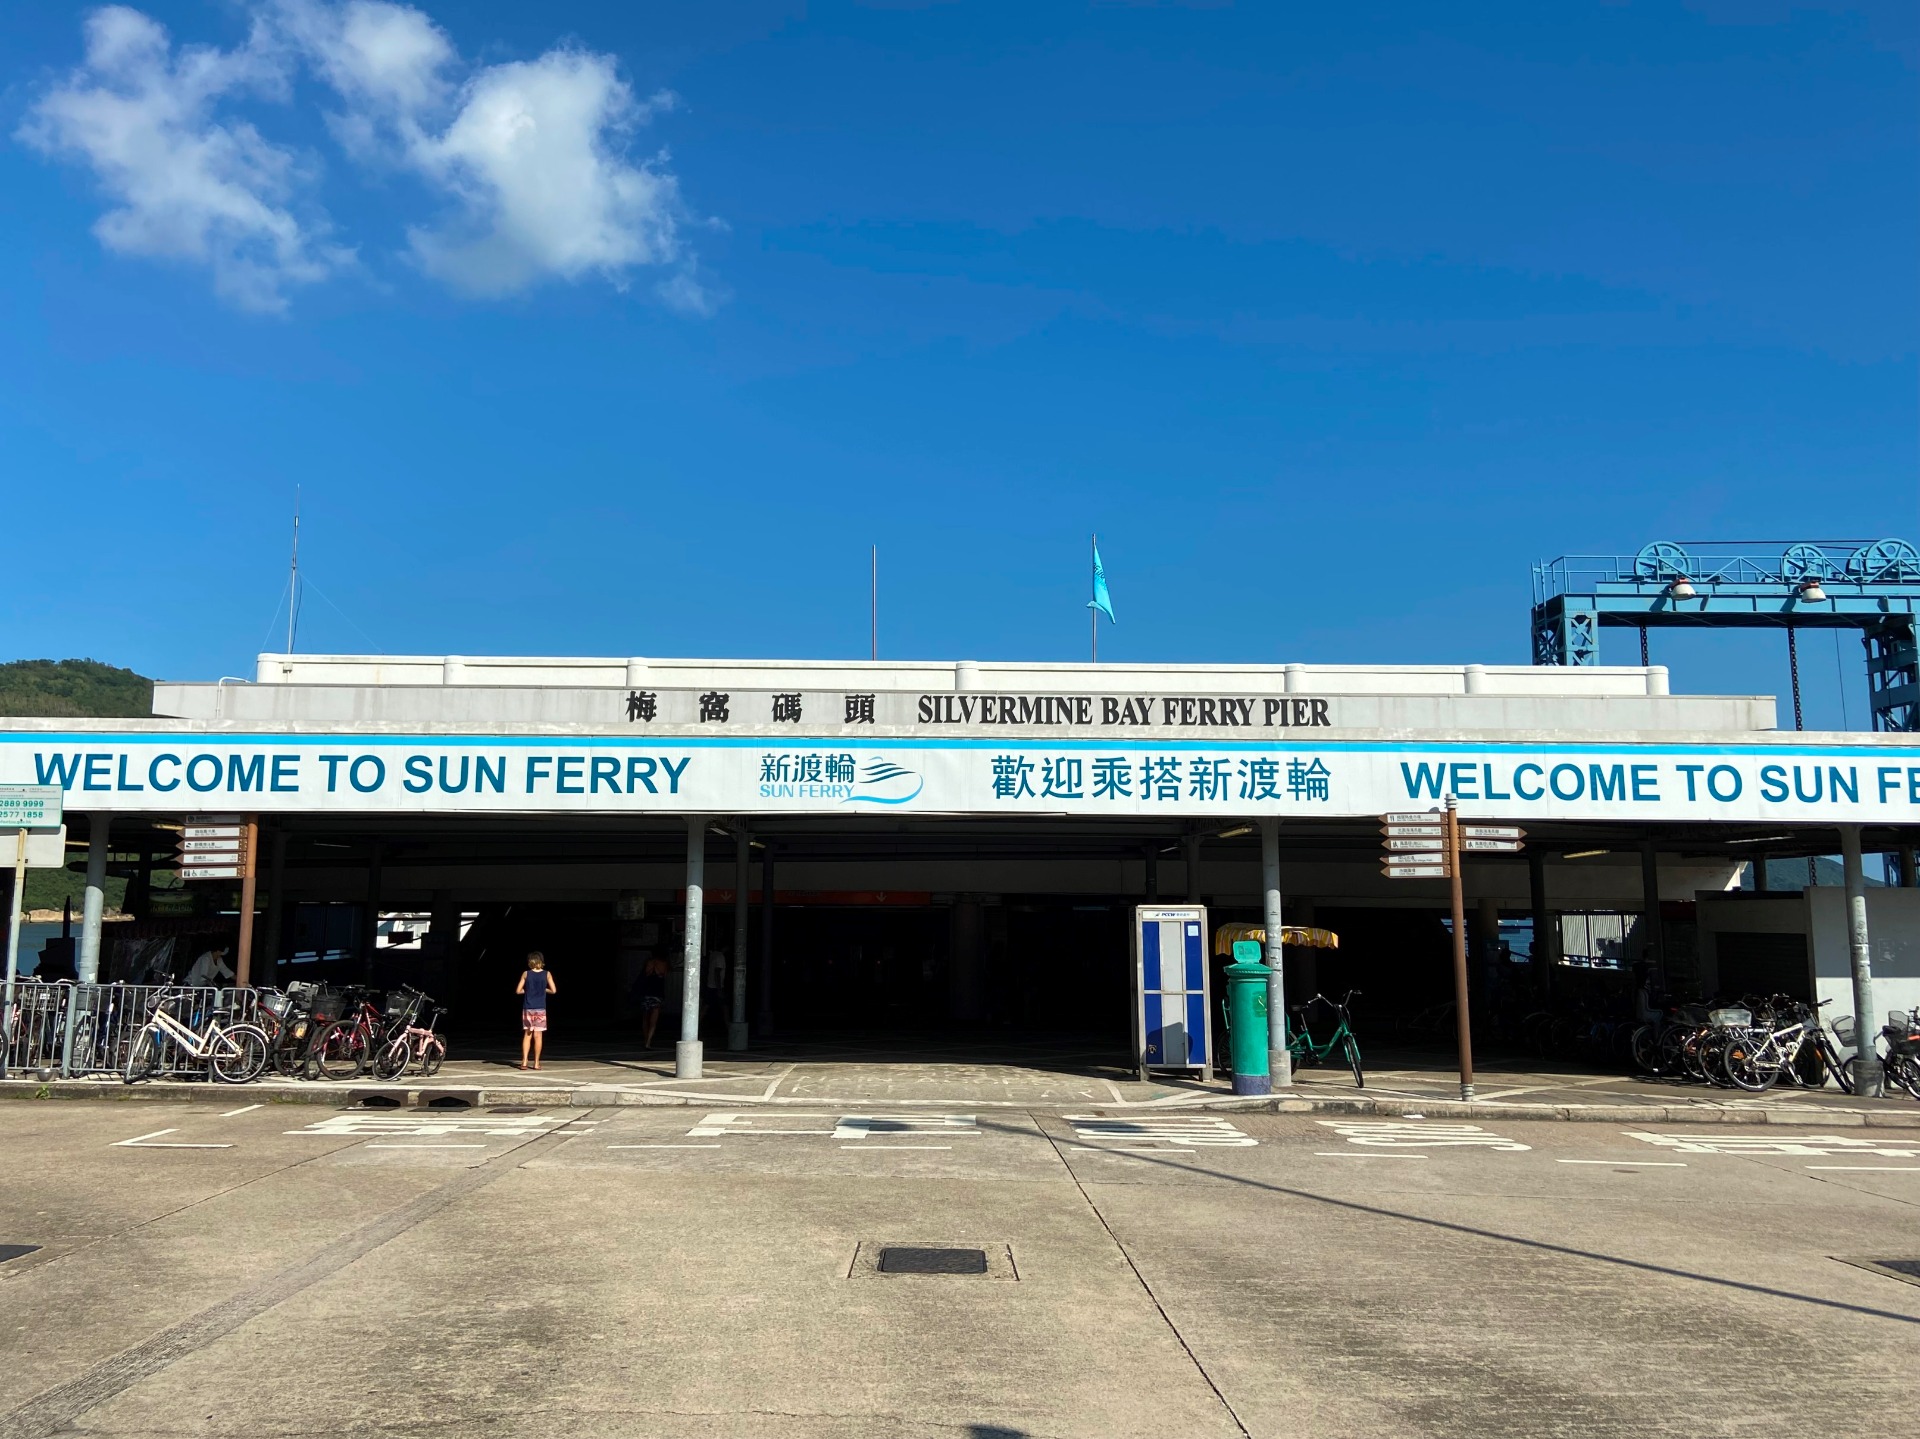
[516,952,556,1070]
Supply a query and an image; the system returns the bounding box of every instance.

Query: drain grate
[1833,1256,1920,1288]
[488,1106,534,1115]
[0,1245,42,1265]
[879,1246,988,1275]
[849,1241,1016,1280]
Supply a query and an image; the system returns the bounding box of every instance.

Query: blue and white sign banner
[4,733,1920,822]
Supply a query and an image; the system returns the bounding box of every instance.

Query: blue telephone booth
[1131,905,1212,1079]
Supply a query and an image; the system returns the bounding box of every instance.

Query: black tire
[211,1025,270,1084]
[371,1039,410,1082]
[1889,1055,1920,1101]
[314,1021,368,1081]
[1343,1035,1364,1089]
[1721,1040,1778,1092]
[123,1029,159,1085]
[418,1040,444,1079]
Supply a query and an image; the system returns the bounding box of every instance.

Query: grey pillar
[1752,852,1769,892]
[1639,840,1667,991]
[359,842,383,982]
[1901,845,1917,888]
[728,826,750,1051]
[1528,847,1552,1001]
[1260,819,1290,1086]
[78,814,110,984]
[678,818,706,1078]
[757,845,775,1036]
[949,895,985,1024]
[260,828,289,988]
[1839,824,1883,1097]
[1184,834,1201,903]
[1475,895,1501,1012]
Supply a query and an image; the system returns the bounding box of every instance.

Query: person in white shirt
[184,944,235,987]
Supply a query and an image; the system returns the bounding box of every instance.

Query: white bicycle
[124,989,271,1085]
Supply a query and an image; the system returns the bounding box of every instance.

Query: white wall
[1808,886,1920,1026]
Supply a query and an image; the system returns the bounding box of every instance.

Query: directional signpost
[2,785,66,1081]
[176,813,261,987]
[1379,806,1525,1101]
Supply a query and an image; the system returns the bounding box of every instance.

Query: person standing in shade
[637,954,669,1048]
[516,951,556,1070]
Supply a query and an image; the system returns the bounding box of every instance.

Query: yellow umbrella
[1213,921,1339,956]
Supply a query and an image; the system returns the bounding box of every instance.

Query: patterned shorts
[522,1008,548,1032]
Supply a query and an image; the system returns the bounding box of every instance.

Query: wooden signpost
[1379,806,1525,1101]
[176,814,260,986]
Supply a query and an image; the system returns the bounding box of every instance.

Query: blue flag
[1088,543,1115,624]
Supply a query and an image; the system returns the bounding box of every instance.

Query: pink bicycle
[371,1004,447,1080]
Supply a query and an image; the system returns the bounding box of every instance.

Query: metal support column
[728,826,750,1052]
[1639,840,1667,992]
[78,814,109,984]
[1528,847,1552,1002]
[1839,825,1883,1097]
[1752,851,1769,891]
[260,828,288,988]
[678,818,706,1079]
[360,842,383,982]
[1902,845,1918,888]
[756,844,775,1036]
[1259,819,1290,1086]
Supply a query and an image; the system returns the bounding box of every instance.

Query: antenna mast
[286,487,301,653]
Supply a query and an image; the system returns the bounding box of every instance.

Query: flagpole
[1090,533,1097,664]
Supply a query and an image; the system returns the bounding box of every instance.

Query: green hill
[0,658,153,718]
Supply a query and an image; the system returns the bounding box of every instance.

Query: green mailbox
[1224,939,1272,1096]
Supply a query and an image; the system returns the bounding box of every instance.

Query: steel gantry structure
[1531,539,1920,732]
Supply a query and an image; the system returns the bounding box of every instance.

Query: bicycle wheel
[1630,1024,1661,1074]
[1342,1034,1364,1089]
[1721,1039,1777,1092]
[370,1038,411,1082]
[313,1021,369,1081]
[211,1025,270,1084]
[1889,1055,1920,1101]
[123,1029,159,1085]
[418,1038,444,1079]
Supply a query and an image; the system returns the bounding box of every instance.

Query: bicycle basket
[260,991,293,1019]
[307,987,346,1026]
[1832,1016,1858,1046]
[1707,1008,1751,1028]
[382,988,421,1021]
[1889,1010,1912,1031]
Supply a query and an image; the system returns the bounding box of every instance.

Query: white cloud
[21,2,711,312]
[17,6,349,314]
[404,52,692,296]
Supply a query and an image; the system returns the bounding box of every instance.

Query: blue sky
[0,1,1913,729]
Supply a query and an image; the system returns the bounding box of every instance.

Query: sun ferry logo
[756,753,924,805]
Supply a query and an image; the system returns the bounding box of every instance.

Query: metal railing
[1,982,265,1080]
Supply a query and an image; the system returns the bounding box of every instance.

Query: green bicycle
[1285,990,1364,1088]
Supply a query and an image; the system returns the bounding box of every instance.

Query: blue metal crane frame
[1530,539,1920,732]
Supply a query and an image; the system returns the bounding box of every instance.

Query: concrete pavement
[3,1100,1917,1437]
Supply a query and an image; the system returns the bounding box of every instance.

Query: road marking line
[1804,1165,1920,1172]
[367,1143,487,1149]
[607,1144,722,1150]
[1557,1159,1688,1167]
[115,1129,176,1146]
[219,1104,262,1117]
[1314,1152,1427,1159]
[837,1144,952,1150]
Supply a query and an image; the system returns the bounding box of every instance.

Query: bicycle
[124,988,270,1085]
[311,987,383,1080]
[371,1003,447,1080]
[1285,990,1364,1088]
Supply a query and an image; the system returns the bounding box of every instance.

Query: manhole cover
[488,1106,534,1115]
[0,1245,42,1265]
[1833,1256,1920,1288]
[878,1247,989,1275]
